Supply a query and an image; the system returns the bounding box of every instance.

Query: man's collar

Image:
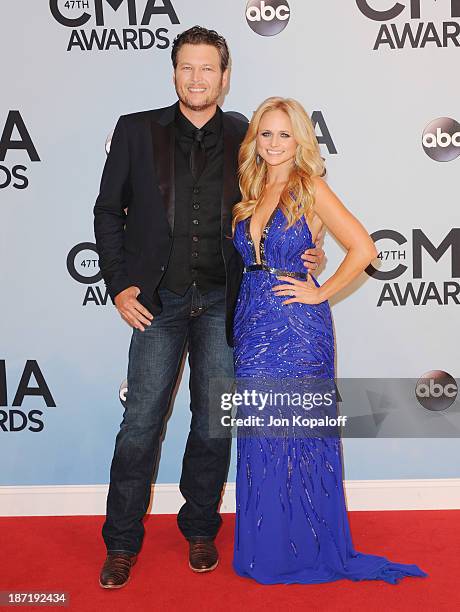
[175,103,223,137]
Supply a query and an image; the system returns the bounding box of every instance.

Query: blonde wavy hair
[232,97,325,235]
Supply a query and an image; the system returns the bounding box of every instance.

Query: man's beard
[176,83,222,112]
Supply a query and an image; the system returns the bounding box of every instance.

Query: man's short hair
[171,26,230,73]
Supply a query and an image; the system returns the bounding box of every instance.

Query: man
[94,26,323,589]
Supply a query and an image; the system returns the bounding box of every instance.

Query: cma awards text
[0,361,56,433]
[49,0,180,52]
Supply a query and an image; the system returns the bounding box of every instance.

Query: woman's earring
[256,154,262,165]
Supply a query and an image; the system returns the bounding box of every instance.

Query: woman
[231,97,427,585]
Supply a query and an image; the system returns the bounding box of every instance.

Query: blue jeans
[102,284,234,554]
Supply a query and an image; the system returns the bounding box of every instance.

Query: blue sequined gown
[232,206,427,585]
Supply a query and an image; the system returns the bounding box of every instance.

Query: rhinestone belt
[244,264,308,280]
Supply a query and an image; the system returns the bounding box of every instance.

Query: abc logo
[246,0,290,37]
[415,370,458,411]
[422,117,460,162]
[105,131,113,156]
[119,379,128,407]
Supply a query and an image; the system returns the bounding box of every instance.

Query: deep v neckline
[247,205,280,265]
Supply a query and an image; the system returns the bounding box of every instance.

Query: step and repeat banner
[1,1,459,489]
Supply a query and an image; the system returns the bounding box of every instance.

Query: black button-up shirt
[159,105,226,295]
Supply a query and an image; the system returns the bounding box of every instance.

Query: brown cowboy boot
[188,538,219,573]
[99,553,137,589]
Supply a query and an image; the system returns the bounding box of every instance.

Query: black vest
[159,108,226,295]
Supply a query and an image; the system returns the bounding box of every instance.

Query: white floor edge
[1,479,460,517]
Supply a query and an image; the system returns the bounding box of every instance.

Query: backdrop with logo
[2,0,459,492]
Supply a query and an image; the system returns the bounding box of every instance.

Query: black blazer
[94,103,248,345]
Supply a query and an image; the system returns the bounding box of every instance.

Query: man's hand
[301,230,326,272]
[114,286,153,331]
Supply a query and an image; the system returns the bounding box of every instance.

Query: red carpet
[1,511,458,611]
